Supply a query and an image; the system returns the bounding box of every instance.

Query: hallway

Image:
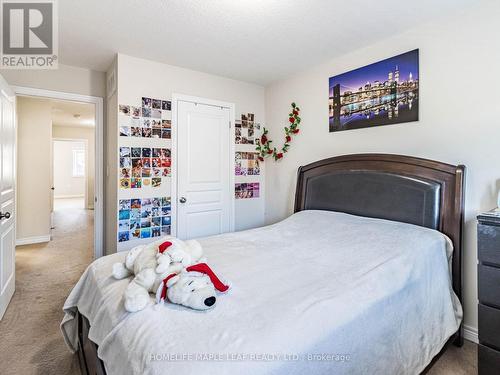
[0,204,93,375]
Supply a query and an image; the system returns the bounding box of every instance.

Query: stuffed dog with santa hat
[156,262,230,310]
[112,236,229,312]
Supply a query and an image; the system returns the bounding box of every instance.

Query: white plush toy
[112,236,204,312]
[113,236,229,312]
[156,262,230,310]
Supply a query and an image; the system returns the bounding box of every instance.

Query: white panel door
[176,100,233,240]
[0,75,16,320]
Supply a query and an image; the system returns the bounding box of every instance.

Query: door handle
[0,211,11,220]
[179,197,187,203]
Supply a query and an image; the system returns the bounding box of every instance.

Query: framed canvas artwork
[329,49,419,132]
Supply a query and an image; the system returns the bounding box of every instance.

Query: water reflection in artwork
[329,49,419,132]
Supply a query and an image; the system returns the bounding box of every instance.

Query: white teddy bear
[113,236,229,312]
[112,236,204,312]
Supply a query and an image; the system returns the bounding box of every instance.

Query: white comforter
[61,210,462,375]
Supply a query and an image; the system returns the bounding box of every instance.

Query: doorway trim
[171,93,235,237]
[12,85,104,259]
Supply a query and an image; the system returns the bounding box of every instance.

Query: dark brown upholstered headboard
[294,153,465,344]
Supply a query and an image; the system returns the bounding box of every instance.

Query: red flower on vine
[255,102,302,162]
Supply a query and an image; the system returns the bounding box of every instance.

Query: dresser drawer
[479,304,500,349]
[479,344,500,375]
[478,223,500,267]
[478,264,500,308]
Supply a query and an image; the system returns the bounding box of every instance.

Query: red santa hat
[186,263,230,293]
[158,241,172,254]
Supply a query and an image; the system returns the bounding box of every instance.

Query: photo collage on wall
[234,113,261,199]
[120,146,171,189]
[235,113,260,144]
[118,197,171,242]
[235,152,260,176]
[235,183,260,199]
[119,97,171,139]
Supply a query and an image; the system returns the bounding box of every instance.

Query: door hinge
[229,121,231,128]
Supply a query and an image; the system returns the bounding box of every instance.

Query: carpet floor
[0,202,477,374]
[0,202,93,375]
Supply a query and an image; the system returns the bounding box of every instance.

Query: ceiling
[51,100,95,128]
[59,0,474,85]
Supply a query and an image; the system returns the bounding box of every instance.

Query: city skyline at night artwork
[329,49,419,132]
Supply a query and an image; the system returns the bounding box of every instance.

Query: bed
[62,153,465,375]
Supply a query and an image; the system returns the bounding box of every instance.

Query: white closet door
[176,100,233,240]
[0,75,16,320]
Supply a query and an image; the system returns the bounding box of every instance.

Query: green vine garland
[256,102,301,161]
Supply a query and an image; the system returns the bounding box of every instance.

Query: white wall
[0,64,106,98]
[264,0,500,335]
[107,54,266,253]
[105,63,118,254]
[53,140,86,198]
[16,97,52,241]
[53,125,96,208]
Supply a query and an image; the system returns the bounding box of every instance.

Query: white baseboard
[463,324,478,344]
[54,195,84,199]
[16,235,51,246]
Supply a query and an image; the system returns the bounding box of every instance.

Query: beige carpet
[0,202,477,374]
[0,202,93,375]
[427,340,477,374]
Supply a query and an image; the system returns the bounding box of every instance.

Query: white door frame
[12,86,104,259]
[171,94,235,237]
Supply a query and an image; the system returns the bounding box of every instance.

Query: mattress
[61,210,462,375]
